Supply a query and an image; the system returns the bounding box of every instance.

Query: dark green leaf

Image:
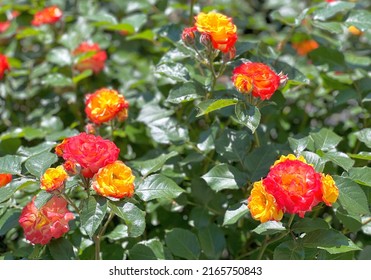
[302,151,328,172]
[0,155,23,174]
[288,136,309,155]
[348,167,371,187]
[312,21,343,34]
[80,196,108,238]
[201,164,248,192]
[303,229,361,254]
[0,179,34,203]
[345,9,371,32]
[313,2,355,21]
[104,224,128,241]
[336,208,362,232]
[0,209,21,235]
[324,151,354,171]
[223,203,249,226]
[215,128,251,163]
[34,191,53,209]
[167,82,204,104]
[24,152,58,178]
[136,174,184,201]
[252,221,286,235]
[41,73,73,87]
[309,47,346,71]
[354,128,371,149]
[148,117,189,145]
[234,102,261,133]
[109,202,145,238]
[47,48,72,66]
[198,224,226,259]
[17,142,56,157]
[274,241,305,260]
[130,151,178,177]
[334,176,370,216]
[196,99,238,117]
[137,105,174,125]
[310,128,342,151]
[292,218,330,234]
[129,239,165,260]
[165,228,201,260]
[48,238,76,260]
[358,246,371,260]
[244,145,278,181]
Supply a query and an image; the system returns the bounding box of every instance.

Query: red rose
[73,42,107,74]
[0,54,10,79]
[56,132,120,178]
[31,6,63,26]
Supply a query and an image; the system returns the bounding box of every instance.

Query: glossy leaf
[234,102,261,133]
[165,228,201,260]
[323,151,354,171]
[348,167,371,187]
[310,128,342,152]
[0,155,23,174]
[48,238,76,260]
[223,203,249,226]
[252,221,286,235]
[24,152,58,178]
[198,224,226,259]
[274,241,305,260]
[196,99,238,117]
[354,128,371,148]
[80,196,108,238]
[130,151,178,177]
[167,82,204,104]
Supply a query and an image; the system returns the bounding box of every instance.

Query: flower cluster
[182,11,237,55]
[73,42,107,74]
[85,88,129,125]
[19,196,74,245]
[31,6,63,27]
[0,173,12,188]
[0,54,10,79]
[232,62,288,100]
[248,154,339,223]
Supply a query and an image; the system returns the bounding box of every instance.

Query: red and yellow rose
[40,166,68,192]
[31,6,63,26]
[73,42,107,74]
[19,196,74,245]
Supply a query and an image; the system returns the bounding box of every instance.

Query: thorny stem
[257,214,295,260]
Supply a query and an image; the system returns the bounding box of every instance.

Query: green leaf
[310,128,342,151]
[309,47,346,71]
[129,244,157,260]
[312,21,343,34]
[127,29,155,41]
[16,27,41,39]
[273,241,305,260]
[198,224,226,259]
[41,73,73,87]
[48,238,76,260]
[302,151,328,172]
[354,128,371,149]
[47,48,72,66]
[358,246,371,260]
[24,152,58,178]
[122,13,147,32]
[0,179,33,203]
[109,202,145,238]
[147,117,189,145]
[334,176,370,216]
[234,102,261,133]
[0,209,21,235]
[104,224,128,241]
[313,2,355,21]
[288,136,309,155]
[345,9,371,32]
[72,69,93,84]
[167,82,204,104]
[34,191,53,209]
[336,208,362,232]
[136,174,184,201]
[80,196,108,238]
[165,228,201,260]
[244,145,278,181]
[348,167,371,187]
[348,152,371,161]
[223,203,249,226]
[252,221,286,235]
[137,105,174,125]
[0,155,23,174]
[201,164,247,192]
[156,62,189,82]
[129,239,165,260]
[215,128,251,162]
[17,142,56,157]
[303,229,361,254]
[324,151,354,171]
[292,218,330,234]
[196,99,238,117]
[130,151,178,177]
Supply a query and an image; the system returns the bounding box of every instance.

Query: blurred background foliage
[0,0,370,260]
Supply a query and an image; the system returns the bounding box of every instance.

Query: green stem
[253,131,261,148]
[189,0,196,25]
[61,193,80,215]
[94,211,115,260]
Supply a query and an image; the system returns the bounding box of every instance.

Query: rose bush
[0,0,370,260]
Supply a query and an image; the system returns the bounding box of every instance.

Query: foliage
[0,0,370,260]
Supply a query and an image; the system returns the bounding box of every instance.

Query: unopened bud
[222,47,236,63]
[181,27,196,46]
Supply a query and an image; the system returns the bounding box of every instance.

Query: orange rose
[85,88,129,125]
[40,166,68,192]
[73,42,107,74]
[194,12,237,53]
[0,173,12,187]
[31,6,63,26]
[291,39,319,56]
[19,196,74,245]
[232,62,287,100]
[92,161,135,199]
[321,174,339,206]
[248,180,283,223]
[0,54,10,79]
